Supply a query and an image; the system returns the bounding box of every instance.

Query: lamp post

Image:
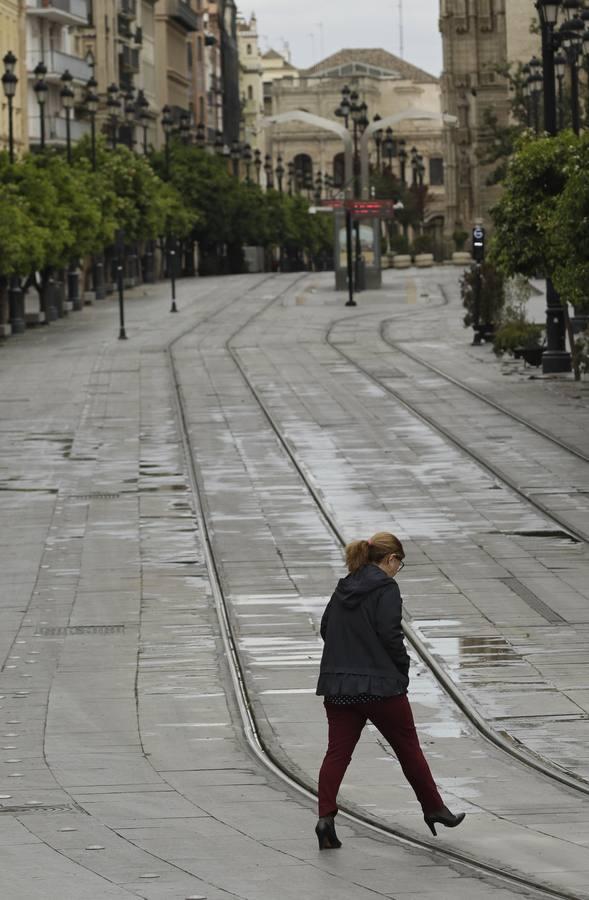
[334,84,351,128]
[383,126,395,174]
[536,0,571,374]
[136,89,150,154]
[214,129,224,155]
[287,160,295,195]
[123,88,136,150]
[161,105,173,178]
[195,122,206,149]
[264,153,274,189]
[2,52,24,332]
[84,77,105,301]
[528,55,543,132]
[372,114,383,173]
[179,111,190,144]
[554,50,566,128]
[275,155,284,193]
[398,139,407,184]
[242,142,253,183]
[60,69,74,164]
[2,51,17,164]
[33,62,48,150]
[106,83,121,149]
[85,76,99,170]
[254,148,262,184]
[558,12,583,135]
[230,139,241,178]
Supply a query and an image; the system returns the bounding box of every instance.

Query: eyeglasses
[393,556,405,571]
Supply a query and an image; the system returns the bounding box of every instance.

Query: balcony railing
[119,0,137,19]
[29,113,90,144]
[26,0,89,25]
[27,49,92,83]
[165,0,199,31]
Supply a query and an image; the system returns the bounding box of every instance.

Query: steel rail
[164,276,588,900]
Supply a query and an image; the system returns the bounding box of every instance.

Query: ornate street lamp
[2,51,18,164]
[558,13,583,134]
[383,126,395,173]
[161,105,173,177]
[33,61,48,151]
[334,84,351,128]
[314,170,323,203]
[195,122,206,149]
[372,114,383,173]
[214,129,224,155]
[264,153,274,189]
[230,139,241,177]
[398,139,407,185]
[536,0,571,373]
[242,142,253,182]
[60,69,74,164]
[254,148,262,184]
[287,160,295,195]
[275,155,284,193]
[106,83,121,149]
[136,89,150,154]
[554,49,566,129]
[123,88,136,150]
[179,111,191,144]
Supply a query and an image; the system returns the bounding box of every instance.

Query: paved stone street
[1,269,588,900]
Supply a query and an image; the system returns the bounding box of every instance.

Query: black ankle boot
[315,815,342,850]
[424,805,465,837]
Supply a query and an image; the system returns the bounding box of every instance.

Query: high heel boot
[424,805,465,837]
[315,815,342,850]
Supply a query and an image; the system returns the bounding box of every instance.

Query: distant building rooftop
[301,48,438,83]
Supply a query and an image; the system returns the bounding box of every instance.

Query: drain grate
[35,625,125,636]
[73,493,122,500]
[0,803,78,815]
[500,577,566,624]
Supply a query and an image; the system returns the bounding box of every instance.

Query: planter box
[393,254,412,269]
[520,346,544,367]
[414,253,434,268]
[472,323,496,345]
[452,251,472,266]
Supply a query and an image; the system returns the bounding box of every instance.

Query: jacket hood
[334,564,393,609]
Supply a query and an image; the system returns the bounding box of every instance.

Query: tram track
[166,275,589,900]
[326,306,589,546]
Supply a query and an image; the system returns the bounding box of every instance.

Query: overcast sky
[240,0,443,77]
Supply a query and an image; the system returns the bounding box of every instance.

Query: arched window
[247,85,254,100]
[247,44,252,55]
[333,152,345,189]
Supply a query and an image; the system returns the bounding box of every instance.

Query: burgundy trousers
[318,694,443,818]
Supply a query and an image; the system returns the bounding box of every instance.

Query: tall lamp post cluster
[531,0,588,372]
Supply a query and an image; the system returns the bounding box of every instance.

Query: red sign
[344,199,396,219]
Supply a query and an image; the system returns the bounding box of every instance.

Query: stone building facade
[265,48,448,231]
[237,12,264,151]
[439,0,539,235]
[0,0,27,156]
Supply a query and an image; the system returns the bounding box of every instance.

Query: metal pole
[8,95,14,164]
[557,76,564,131]
[345,210,356,307]
[570,57,580,135]
[165,133,170,179]
[90,113,96,170]
[117,258,127,339]
[65,108,71,164]
[539,13,570,373]
[39,102,45,151]
[169,238,178,313]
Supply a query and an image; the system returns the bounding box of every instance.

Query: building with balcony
[1,0,28,156]
[155,0,199,140]
[237,12,264,153]
[26,0,91,150]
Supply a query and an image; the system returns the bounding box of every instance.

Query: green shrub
[572,328,589,379]
[411,234,434,255]
[461,262,505,327]
[452,228,469,251]
[493,321,544,356]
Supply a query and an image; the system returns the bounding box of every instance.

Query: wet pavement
[0,269,588,899]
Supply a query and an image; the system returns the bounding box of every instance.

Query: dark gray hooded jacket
[316,564,410,698]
